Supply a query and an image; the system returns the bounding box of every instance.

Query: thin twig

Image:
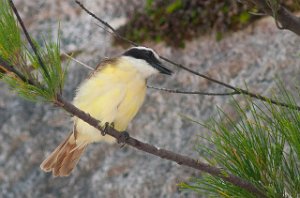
[62,52,94,70]
[0,56,40,87]
[160,57,300,111]
[75,0,300,111]
[8,0,50,79]
[0,57,28,82]
[75,0,138,47]
[147,85,238,96]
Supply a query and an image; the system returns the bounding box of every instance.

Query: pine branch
[0,55,41,87]
[8,0,50,80]
[0,56,29,83]
[75,0,300,112]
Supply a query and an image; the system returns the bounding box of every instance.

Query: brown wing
[87,57,118,79]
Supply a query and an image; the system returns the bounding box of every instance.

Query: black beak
[152,61,172,75]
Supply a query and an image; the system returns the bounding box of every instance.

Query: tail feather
[40,132,87,177]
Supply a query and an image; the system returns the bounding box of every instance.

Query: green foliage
[115,0,260,48]
[1,73,53,101]
[0,0,23,64]
[26,35,66,101]
[115,0,300,48]
[237,12,251,24]
[0,0,66,102]
[166,0,182,14]
[145,0,154,14]
[180,85,300,197]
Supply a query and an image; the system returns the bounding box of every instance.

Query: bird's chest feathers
[72,61,149,142]
[73,63,147,121]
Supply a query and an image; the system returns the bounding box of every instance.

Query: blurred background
[1,0,300,197]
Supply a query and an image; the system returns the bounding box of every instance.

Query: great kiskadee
[40,46,172,176]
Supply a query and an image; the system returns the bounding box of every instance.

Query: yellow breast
[73,59,146,143]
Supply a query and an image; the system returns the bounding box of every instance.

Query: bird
[40,46,172,177]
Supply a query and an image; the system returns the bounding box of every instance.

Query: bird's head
[121,46,172,78]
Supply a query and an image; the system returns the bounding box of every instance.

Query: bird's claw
[118,131,129,145]
[101,122,110,136]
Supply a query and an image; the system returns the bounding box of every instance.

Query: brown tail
[40,132,87,177]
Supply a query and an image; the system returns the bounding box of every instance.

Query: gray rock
[1,1,300,198]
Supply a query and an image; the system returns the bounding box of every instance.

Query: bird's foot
[101,122,110,136]
[110,122,115,129]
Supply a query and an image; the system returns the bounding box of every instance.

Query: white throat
[120,56,159,78]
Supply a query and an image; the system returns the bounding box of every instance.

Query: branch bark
[250,0,300,35]
[55,95,268,198]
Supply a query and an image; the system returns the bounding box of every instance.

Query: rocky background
[1,0,300,198]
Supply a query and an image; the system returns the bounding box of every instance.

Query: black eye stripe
[123,48,160,65]
[123,47,172,75]
[124,49,149,57]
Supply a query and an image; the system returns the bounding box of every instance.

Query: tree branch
[249,0,300,36]
[0,55,40,87]
[75,0,300,112]
[0,57,28,82]
[147,85,239,96]
[55,94,266,198]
